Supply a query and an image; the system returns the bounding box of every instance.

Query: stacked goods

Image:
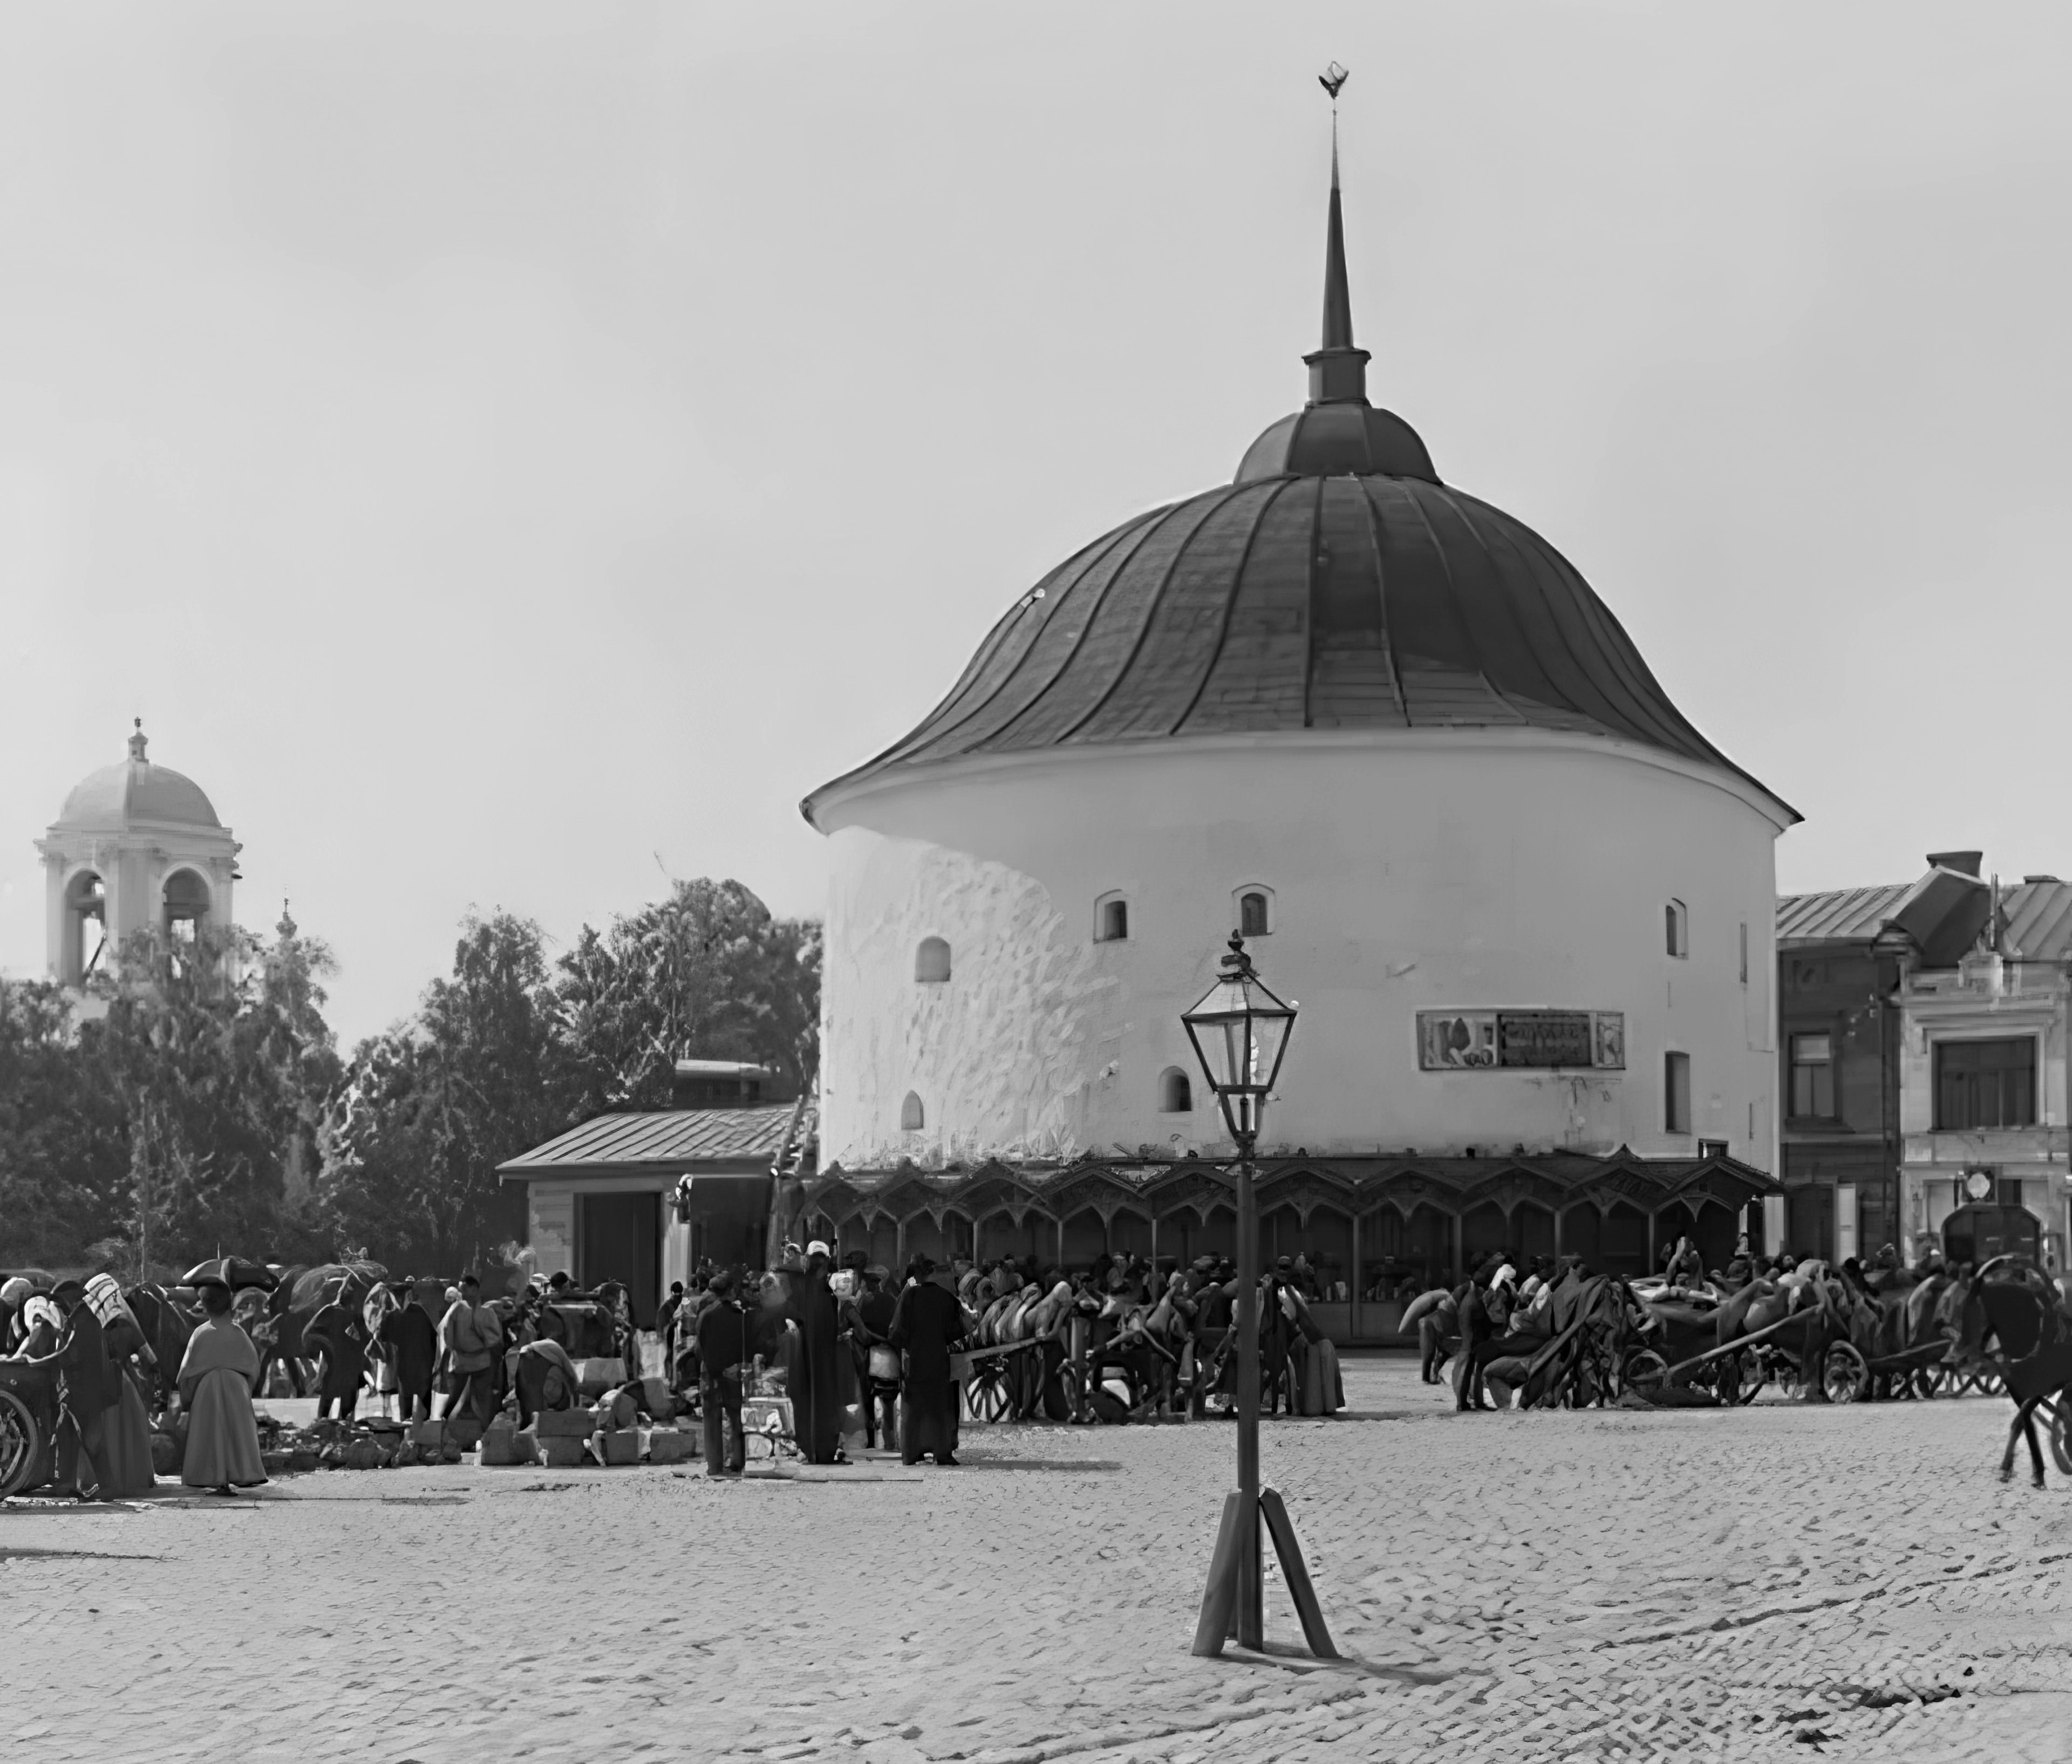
[519,1405,595,1468]
[592,1427,640,1466]
[575,1357,628,1397]
[479,1419,526,1466]
[646,1425,698,1464]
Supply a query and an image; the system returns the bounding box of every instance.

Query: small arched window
[899,1091,925,1132]
[1666,899,1689,959]
[915,936,951,983]
[1238,888,1272,937]
[1158,1067,1194,1113]
[1095,891,1129,942]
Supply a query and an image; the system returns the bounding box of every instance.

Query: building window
[899,1091,925,1132]
[1095,892,1129,942]
[1934,1038,2037,1130]
[1788,1033,1835,1120]
[1664,1051,1691,1134]
[1237,888,1272,938]
[914,936,951,983]
[1665,900,1688,959]
[1739,921,1749,986]
[1157,1067,1193,1113]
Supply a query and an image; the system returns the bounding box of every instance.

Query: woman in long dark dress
[783,1246,846,1464]
[889,1255,965,1466]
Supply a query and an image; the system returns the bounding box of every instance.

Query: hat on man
[806,1239,831,1259]
[0,1277,31,1310]
[183,1259,233,1291]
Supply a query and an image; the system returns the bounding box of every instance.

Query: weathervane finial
[1319,61,1349,104]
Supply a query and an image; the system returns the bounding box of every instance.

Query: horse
[122,1284,202,1420]
[260,1260,387,1397]
[1942,1257,2072,1486]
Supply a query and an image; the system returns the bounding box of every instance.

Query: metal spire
[1306,64,1369,406]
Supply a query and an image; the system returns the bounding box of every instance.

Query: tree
[87,919,341,1275]
[0,977,127,1267]
[553,878,821,1115]
[316,911,575,1271]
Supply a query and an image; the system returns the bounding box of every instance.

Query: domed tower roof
[806,139,1792,828]
[52,721,223,832]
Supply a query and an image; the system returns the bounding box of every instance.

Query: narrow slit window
[1666,900,1688,959]
[1664,1051,1692,1134]
[899,1091,925,1132]
[915,936,951,983]
[1238,890,1271,937]
[1096,894,1129,942]
[1158,1067,1193,1113]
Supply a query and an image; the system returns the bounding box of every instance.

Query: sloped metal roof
[1776,884,1913,945]
[497,1103,812,1179]
[2001,880,2072,960]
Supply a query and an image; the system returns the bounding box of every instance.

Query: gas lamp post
[1181,932,1332,1658]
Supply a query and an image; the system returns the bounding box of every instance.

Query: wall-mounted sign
[1417,1010,1625,1072]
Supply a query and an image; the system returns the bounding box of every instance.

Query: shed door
[580,1192,660,1328]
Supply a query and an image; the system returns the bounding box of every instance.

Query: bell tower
[37,721,240,992]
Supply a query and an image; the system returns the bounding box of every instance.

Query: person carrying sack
[439,1276,499,1425]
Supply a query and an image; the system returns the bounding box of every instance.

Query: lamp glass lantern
[1181,934,1297,1147]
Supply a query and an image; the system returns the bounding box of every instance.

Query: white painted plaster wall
[816,729,1787,1170]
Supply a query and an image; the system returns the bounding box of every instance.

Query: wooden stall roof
[806,1146,1780,1221]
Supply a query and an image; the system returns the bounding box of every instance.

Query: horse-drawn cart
[0,1356,57,1496]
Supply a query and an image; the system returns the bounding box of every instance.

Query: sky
[2,2,2069,1046]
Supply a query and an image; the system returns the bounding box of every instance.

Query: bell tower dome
[37,721,240,990]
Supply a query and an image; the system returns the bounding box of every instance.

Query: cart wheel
[1822,1342,1870,1405]
[0,1390,42,1497]
[965,1371,1011,1425]
[1623,1349,1667,1397]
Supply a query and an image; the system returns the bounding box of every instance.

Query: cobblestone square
[6,1358,2070,1763]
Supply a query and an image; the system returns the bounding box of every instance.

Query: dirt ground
[4,1355,2069,1763]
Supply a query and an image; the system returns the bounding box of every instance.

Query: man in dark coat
[694,1271,750,1477]
[44,1280,118,1498]
[1454,1279,1495,1412]
[889,1255,964,1466]
[783,1245,846,1465]
[377,1283,438,1423]
[851,1267,901,1452]
[306,1293,370,1422]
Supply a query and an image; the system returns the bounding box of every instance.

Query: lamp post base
[1191,1485,1338,1659]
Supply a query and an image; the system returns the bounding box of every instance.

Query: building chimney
[1926,850,1984,877]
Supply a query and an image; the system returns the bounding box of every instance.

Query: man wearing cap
[693,1271,750,1476]
[851,1266,901,1452]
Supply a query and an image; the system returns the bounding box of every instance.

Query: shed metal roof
[497,1103,812,1180]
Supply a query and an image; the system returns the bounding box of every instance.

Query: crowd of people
[0,1237,1355,1498]
[651,1240,1346,1475]
[1,1260,268,1500]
